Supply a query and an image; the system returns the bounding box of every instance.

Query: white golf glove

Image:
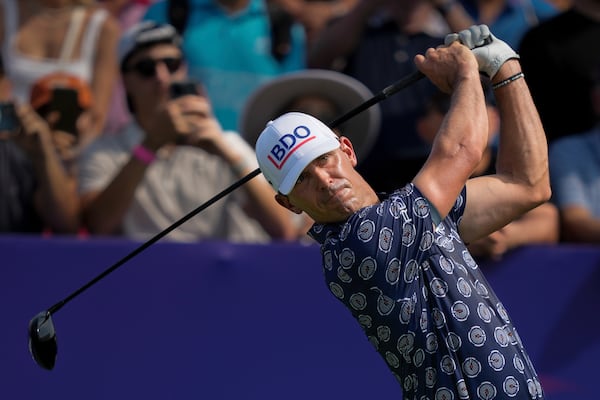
[444,24,519,79]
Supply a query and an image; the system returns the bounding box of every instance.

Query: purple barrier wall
[1,236,599,399]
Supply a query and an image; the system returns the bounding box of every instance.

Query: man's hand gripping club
[445,24,519,79]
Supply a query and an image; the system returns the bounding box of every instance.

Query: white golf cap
[118,21,182,69]
[256,112,340,195]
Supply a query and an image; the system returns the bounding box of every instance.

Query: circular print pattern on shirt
[379,227,394,252]
[477,381,497,400]
[339,248,355,268]
[386,258,401,284]
[358,220,375,242]
[358,257,377,280]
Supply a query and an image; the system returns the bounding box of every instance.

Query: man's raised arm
[460,26,551,243]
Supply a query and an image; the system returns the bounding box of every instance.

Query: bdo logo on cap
[256,112,341,195]
[268,125,316,170]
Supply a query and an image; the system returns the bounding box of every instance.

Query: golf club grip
[327,70,425,129]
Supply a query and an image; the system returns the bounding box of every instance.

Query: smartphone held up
[29,72,93,137]
[170,80,200,99]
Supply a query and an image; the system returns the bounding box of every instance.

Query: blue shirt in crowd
[144,0,306,131]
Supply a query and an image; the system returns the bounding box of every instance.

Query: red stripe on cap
[267,136,317,170]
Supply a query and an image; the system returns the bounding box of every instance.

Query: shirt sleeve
[410,184,467,227]
[77,139,125,195]
[449,186,467,224]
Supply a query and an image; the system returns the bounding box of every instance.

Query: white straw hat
[240,69,380,162]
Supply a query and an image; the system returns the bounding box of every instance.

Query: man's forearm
[492,60,551,206]
[33,147,80,233]
[82,157,149,235]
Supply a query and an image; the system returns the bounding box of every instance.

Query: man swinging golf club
[256,25,549,399]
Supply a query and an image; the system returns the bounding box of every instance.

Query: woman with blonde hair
[0,0,120,148]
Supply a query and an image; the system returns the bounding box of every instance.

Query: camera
[47,87,83,137]
[169,81,200,99]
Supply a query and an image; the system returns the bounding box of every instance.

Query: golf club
[28,70,425,370]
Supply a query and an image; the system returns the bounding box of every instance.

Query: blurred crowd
[0,0,598,260]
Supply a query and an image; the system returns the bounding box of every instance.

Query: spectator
[78,21,297,242]
[442,0,560,49]
[0,99,80,234]
[268,0,358,46]
[308,0,455,193]
[548,63,600,243]
[416,87,499,177]
[29,72,95,143]
[240,68,381,163]
[142,0,306,132]
[417,87,559,259]
[0,0,120,149]
[519,0,600,144]
[240,68,382,238]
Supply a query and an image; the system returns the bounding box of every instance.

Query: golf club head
[28,311,57,370]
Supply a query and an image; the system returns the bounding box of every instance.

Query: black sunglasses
[124,57,183,78]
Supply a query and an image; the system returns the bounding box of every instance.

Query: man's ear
[339,136,358,167]
[275,193,303,214]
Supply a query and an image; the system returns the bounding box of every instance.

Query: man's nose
[310,167,333,190]
[155,63,172,83]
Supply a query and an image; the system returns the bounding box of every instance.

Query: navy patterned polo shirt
[308,184,543,399]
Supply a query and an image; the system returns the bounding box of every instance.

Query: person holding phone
[0,0,120,149]
[0,101,80,234]
[77,21,298,242]
[29,72,94,141]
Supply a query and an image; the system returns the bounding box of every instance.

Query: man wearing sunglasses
[77,21,298,242]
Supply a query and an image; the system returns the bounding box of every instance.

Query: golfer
[255,25,549,399]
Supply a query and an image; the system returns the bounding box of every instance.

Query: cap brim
[240,69,381,163]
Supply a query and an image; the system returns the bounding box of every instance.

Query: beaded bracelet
[132,144,156,165]
[492,72,524,90]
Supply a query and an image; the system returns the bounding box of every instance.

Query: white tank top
[1,0,107,103]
